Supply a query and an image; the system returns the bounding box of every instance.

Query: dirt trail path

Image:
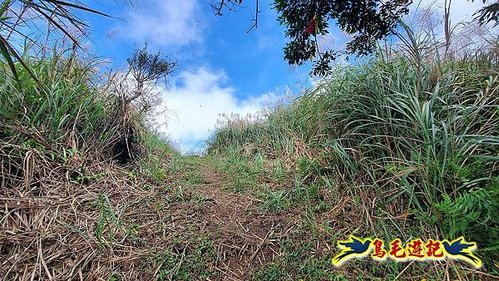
[189,159,290,280]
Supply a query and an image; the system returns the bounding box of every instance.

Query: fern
[436,185,499,252]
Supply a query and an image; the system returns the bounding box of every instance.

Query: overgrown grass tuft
[0,50,166,188]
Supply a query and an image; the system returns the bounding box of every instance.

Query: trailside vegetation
[207,25,499,278]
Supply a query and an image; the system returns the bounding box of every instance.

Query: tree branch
[246,0,259,32]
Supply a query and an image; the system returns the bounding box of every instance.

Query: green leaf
[0,34,19,81]
[0,0,12,18]
[43,0,110,17]
[0,34,46,91]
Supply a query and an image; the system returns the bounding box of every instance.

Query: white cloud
[409,0,484,24]
[124,0,204,47]
[153,67,286,153]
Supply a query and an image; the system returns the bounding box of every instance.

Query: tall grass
[0,45,179,280]
[208,37,499,269]
[0,49,150,189]
[1,54,116,147]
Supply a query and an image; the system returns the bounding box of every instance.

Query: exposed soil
[189,160,295,280]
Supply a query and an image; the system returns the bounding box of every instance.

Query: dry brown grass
[0,153,172,280]
[0,151,296,280]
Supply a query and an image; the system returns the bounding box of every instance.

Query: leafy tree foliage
[214,0,498,76]
[275,0,413,75]
[474,1,499,26]
[126,45,177,104]
[111,45,177,117]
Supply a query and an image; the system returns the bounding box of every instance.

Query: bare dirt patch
[190,161,295,280]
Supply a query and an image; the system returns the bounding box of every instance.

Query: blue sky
[82,0,320,152]
[80,0,485,152]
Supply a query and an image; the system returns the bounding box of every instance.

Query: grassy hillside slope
[208,51,499,278]
[0,54,184,279]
